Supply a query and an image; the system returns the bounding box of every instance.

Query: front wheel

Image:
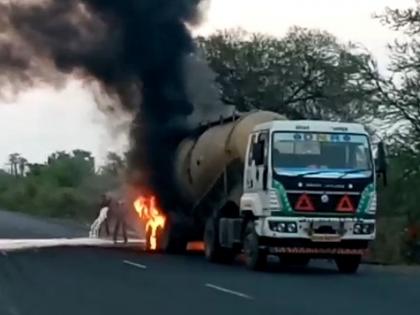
[243,221,267,271]
[335,255,361,274]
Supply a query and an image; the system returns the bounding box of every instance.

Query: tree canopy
[198,27,378,121]
[0,150,122,220]
[373,4,420,161]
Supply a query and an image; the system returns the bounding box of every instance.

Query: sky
[0,0,415,167]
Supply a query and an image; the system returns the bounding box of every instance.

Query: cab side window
[248,134,257,166]
[248,131,269,166]
[257,132,268,166]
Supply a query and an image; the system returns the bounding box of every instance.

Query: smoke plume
[0,0,225,211]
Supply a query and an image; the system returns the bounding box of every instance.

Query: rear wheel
[204,217,235,263]
[243,221,267,271]
[335,255,361,274]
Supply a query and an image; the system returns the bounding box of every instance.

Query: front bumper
[255,216,376,241]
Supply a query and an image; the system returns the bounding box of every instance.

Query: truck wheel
[145,226,166,252]
[335,255,361,274]
[145,227,153,251]
[243,221,266,271]
[204,217,235,264]
[146,218,188,254]
[161,222,188,254]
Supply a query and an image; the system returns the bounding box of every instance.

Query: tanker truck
[151,110,387,273]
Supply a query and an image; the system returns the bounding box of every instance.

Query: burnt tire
[243,221,267,271]
[145,227,153,251]
[146,216,188,254]
[204,217,235,264]
[335,255,361,274]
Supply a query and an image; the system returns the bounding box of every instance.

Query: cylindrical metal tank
[174,110,285,209]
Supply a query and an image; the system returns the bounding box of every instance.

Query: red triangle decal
[295,194,315,211]
[336,195,354,212]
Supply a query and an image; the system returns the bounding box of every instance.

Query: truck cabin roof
[253,120,369,135]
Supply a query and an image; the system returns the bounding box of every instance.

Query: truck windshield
[272,132,372,177]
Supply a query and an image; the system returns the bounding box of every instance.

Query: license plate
[312,221,341,230]
[311,234,341,242]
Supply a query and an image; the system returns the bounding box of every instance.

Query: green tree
[18,156,27,176]
[374,4,420,167]
[0,149,118,220]
[8,153,20,176]
[27,163,46,176]
[47,151,71,164]
[198,27,378,121]
[100,152,125,176]
[72,149,95,172]
[44,151,95,187]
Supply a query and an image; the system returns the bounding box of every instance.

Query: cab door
[244,130,269,192]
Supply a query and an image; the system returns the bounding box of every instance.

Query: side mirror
[253,142,265,166]
[375,141,388,186]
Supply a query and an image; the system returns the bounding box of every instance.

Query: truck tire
[204,217,235,263]
[160,226,188,254]
[335,255,361,274]
[145,227,153,251]
[243,221,267,271]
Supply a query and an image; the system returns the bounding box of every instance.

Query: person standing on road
[98,193,111,236]
[89,193,111,238]
[112,198,129,244]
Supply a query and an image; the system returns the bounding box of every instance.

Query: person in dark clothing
[111,198,128,244]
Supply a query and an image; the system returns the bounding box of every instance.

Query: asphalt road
[0,209,88,239]
[0,210,420,315]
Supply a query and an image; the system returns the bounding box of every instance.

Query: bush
[369,217,409,264]
[0,150,120,222]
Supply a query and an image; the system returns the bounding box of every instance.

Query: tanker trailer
[149,110,284,253]
[153,110,387,273]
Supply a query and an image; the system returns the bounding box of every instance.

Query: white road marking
[0,238,145,252]
[123,260,147,269]
[205,283,254,300]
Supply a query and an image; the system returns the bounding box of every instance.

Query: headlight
[269,221,297,233]
[353,223,374,235]
[362,225,370,234]
[278,223,286,232]
[287,223,297,233]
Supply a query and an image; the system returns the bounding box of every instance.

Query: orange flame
[133,196,166,250]
[187,241,205,252]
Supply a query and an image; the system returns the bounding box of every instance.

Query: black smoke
[0,0,223,211]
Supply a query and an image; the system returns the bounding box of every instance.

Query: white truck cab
[237,120,386,272]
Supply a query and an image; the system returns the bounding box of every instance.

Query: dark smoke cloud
[0,0,226,211]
